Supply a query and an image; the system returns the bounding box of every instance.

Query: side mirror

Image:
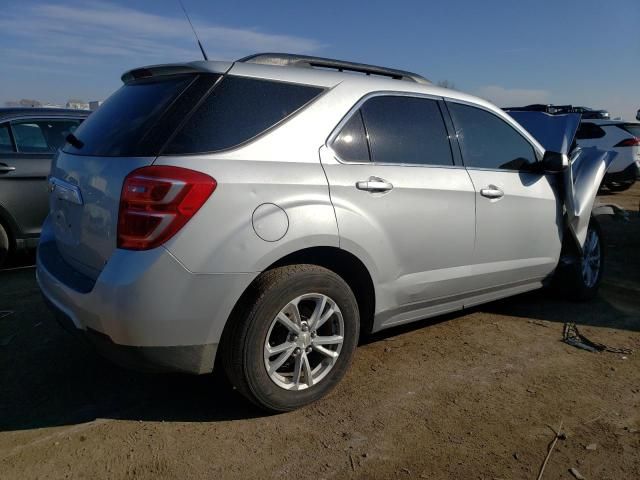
[636,110,640,121]
[541,151,569,173]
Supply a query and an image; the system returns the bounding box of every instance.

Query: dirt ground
[1,185,639,480]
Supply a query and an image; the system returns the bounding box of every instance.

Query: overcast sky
[2,0,639,120]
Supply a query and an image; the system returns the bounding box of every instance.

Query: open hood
[507,111,581,154]
[508,111,615,251]
[564,147,616,250]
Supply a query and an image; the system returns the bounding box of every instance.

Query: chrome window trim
[443,96,545,160]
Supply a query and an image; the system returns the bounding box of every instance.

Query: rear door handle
[356,177,394,193]
[480,185,504,199]
[0,164,16,174]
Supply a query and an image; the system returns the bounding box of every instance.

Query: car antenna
[178,0,209,61]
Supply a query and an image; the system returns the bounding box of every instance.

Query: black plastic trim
[43,298,216,374]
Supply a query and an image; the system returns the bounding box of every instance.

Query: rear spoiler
[121,61,232,84]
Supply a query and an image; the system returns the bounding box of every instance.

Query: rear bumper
[36,218,257,374]
[603,162,639,184]
[44,295,217,374]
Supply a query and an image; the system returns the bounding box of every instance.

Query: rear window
[63,74,323,157]
[63,75,195,157]
[576,122,606,139]
[164,77,324,155]
[619,123,640,137]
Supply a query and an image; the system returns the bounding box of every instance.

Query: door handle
[480,185,504,199]
[0,164,16,174]
[356,177,393,193]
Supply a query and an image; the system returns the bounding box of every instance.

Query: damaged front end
[565,146,616,250]
[507,111,616,252]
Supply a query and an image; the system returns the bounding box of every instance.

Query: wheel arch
[222,246,377,347]
[268,246,376,336]
[0,203,19,250]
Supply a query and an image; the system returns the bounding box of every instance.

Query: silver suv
[37,53,612,411]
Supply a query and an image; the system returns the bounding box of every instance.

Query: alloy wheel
[264,293,344,391]
[581,228,601,288]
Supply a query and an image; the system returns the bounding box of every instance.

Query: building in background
[89,100,103,111]
[66,99,90,110]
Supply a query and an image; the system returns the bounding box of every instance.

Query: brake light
[614,137,640,147]
[118,166,216,250]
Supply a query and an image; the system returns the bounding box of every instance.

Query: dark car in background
[503,104,610,120]
[0,108,89,266]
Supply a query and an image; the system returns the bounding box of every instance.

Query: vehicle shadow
[0,267,265,433]
[1,213,637,433]
[0,327,265,433]
[0,250,36,271]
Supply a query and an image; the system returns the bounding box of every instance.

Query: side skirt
[373,279,544,332]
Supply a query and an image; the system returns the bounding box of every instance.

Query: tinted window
[332,110,369,162]
[0,123,14,153]
[13,119,82,153]
[619,123,640,137]
[448,102,537,171]
[165,76,323,154]
[576,122,606,139]
[12,122,48,152]
[360,96,453,166]
[64,75,194,156]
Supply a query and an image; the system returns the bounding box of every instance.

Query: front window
[448,102,538,171]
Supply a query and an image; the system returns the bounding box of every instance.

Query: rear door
[321,94,476,326]
[446,101,562,292]
[0,117,82,238]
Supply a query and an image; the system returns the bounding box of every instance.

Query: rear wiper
[66,133,84,149]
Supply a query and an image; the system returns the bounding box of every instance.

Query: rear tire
[221,265,360,412]
[552,218,604,301]
[606,181,634,192]
[0,223,9,268]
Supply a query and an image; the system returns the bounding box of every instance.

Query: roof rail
[237,53,431,85]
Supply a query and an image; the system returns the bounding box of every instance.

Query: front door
[446,101,562,292]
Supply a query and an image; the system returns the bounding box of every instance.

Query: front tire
[553,218,604,301]
[0,223,9,268]
[606,181,634,192]
[221,265,360,412]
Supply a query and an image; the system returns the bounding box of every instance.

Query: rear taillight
[118,166,216,250]
[614,137,640,147]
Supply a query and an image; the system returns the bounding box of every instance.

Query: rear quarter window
[164,76,324,155]
[619,124,640,137]
[576,122,606,139]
